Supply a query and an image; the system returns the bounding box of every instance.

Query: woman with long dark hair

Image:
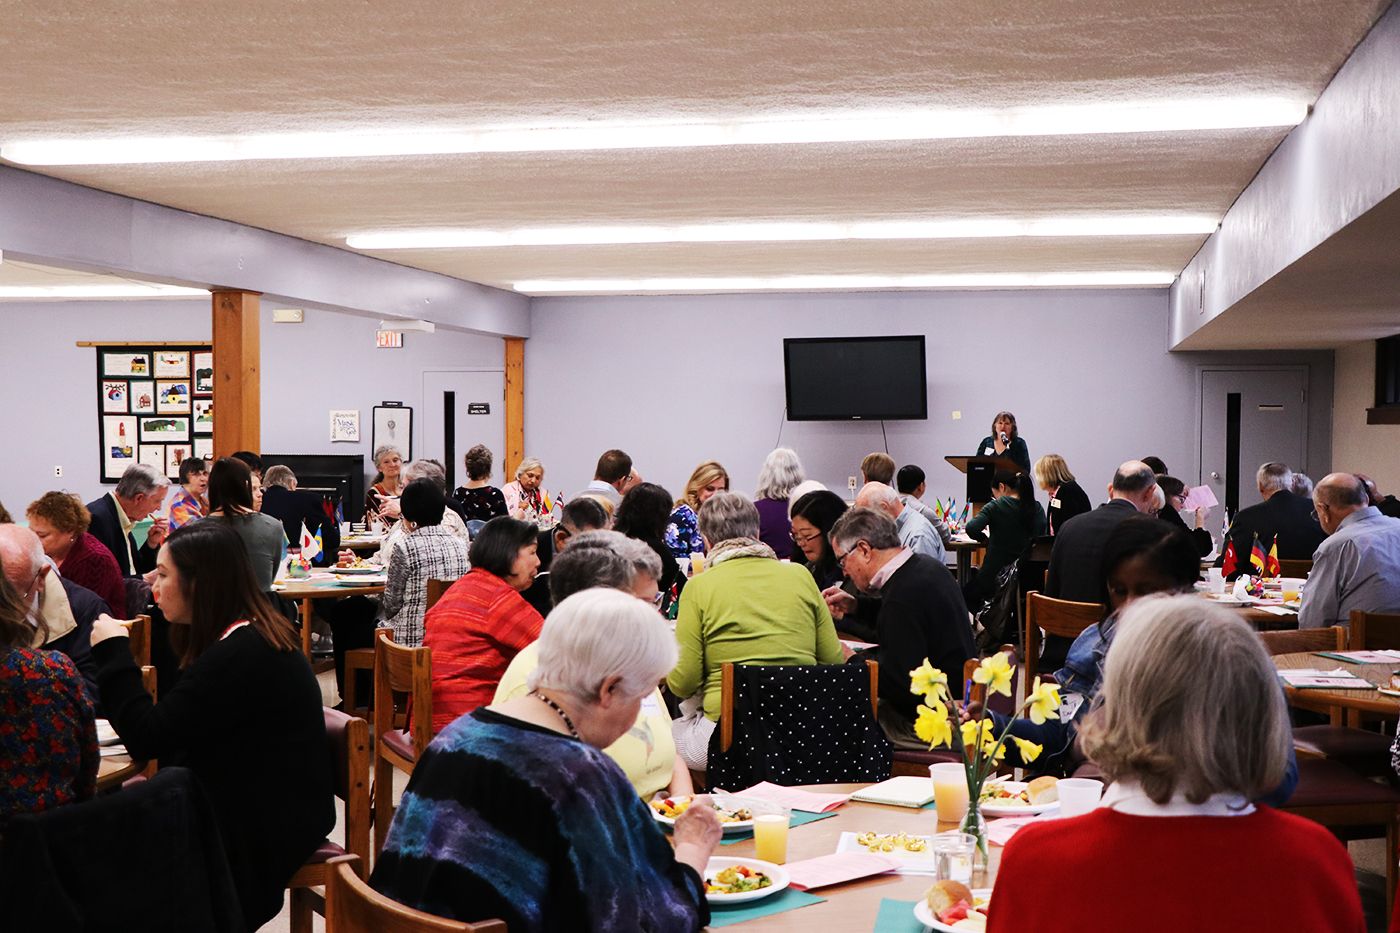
[90,521,333,929]
[963,470,1045,609]
[788,490,849,590]
[614,481,685,606]
[204,456,286,592]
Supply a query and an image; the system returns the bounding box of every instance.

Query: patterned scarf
[705,537,777,569]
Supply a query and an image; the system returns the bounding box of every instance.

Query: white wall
[524,289,1334,508]
[1333,340,1400,493]
[0,300,502,513]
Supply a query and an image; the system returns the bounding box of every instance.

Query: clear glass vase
[959,799,988,862]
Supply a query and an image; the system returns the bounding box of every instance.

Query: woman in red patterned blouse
[424,517,543,734]
[26,491,127,618]
[0,573,98,824]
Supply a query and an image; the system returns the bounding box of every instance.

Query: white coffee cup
[1206,568,1226,594]
[1056,778,1104,818]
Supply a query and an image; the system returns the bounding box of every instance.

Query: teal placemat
[719,809,837,845]
[707,888,825,927]
[872,897,923,933]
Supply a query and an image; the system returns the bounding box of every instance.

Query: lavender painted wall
[523,289,1334,514]
[0,300,501,512]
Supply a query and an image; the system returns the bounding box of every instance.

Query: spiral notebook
[848,776,936,808]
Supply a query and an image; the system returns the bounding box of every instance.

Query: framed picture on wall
[102,415,138,481]
[154,350,189,378]
[157,380,191,413]
[193,398,213,433]
[138,444,165,473]
[193,352,214,393]
[165,442,193,478]
[140,416,189,440]
[102,351,149,377]
[193,437,213,460]
[129,380,156,414]
[101,381,129,413]
[372,404,412,461]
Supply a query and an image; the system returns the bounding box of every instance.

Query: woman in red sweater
[26,492,127,618]
[988,595,1363,933]
[423,516,542,734]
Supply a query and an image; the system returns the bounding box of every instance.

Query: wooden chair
[890,648,1018,778]
[1023,592,1101,684]
[289,708,372,933]
[426,578,455,611]
[323,855,503,932]
[123,614,151,668]
[718,660,878,753]
[1351,610,1400,652]
[373,630,434,857]
[137,665,159,780]
[1277,558,1313,578]
[345,580,453,716]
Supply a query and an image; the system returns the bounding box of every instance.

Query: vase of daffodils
[910,652,1061,859]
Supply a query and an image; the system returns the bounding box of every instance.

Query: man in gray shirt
[855,482,946,563]
[1299,472,1400,629]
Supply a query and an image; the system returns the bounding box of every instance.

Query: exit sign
[376,330,403,348]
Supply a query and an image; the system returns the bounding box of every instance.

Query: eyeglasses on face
[790,529,823,545]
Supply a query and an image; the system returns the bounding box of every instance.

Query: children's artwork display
[94,344,211,482]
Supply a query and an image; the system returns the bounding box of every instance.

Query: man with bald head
[855,482,945,562]
[0,524,102,702]
[1298,473,1400,629]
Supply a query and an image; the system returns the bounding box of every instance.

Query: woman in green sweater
[667,492,844,771]
[964,470,1046,610]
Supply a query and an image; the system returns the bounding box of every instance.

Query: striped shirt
[382,525,471,647]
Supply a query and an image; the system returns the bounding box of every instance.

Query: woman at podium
[977,411,1030,473]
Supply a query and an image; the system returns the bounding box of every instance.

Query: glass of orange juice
[753,813,790,864]
[930,763,970,823]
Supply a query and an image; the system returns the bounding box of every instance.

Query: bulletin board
[95,344,213,483]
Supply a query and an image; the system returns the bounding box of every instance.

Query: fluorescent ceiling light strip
[514,272,1177,294]
[347,215,1217,250]
[0,285,209,299]
[2,98,1308,165]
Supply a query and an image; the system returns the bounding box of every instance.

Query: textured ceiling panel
[0,0,1389,290]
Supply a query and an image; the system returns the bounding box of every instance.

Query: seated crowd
[2,435,1399,931]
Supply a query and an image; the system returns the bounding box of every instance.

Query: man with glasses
[1299,473,1400,629]
[1215,461,1324,580]
[521,496,610,616]
[824,508,974,748]
[0,524,103,703]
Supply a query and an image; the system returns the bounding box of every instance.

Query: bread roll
[1027,775,1059,804]
[926,879,974,914]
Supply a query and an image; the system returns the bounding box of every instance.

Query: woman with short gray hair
[752,447,805,559]
[373,588,719,931]
[987,595,1363,931]
[666,491,844,770]
[366,444,404,517]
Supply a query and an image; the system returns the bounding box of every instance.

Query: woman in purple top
[752,448,805,560]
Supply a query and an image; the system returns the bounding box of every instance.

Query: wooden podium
[944,454,1024,506]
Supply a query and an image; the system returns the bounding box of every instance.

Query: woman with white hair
[365,444,404,518]
[372,588,720,931]
[667,492,843,770]
[988,595,1363,933]
[503,456,548,521]
[752,447,806,559]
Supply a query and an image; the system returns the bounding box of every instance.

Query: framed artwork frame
[193,398,214,433]
[139,415,189,440]
[102,416,139,482]
[193,437,213,460]
[101,381,129,413]
[138,444,166,473]
[156,380,192,413]
[372,404,412,461]
[129,380,157,414]
[193,352,214,393]
[94,343,209,485]
[102,351,150,377]
[154,350,189,378]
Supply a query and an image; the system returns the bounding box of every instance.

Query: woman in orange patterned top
[423,517,543,734]
[167,457,209,529]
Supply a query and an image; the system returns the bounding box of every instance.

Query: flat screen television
[783,336,928,421]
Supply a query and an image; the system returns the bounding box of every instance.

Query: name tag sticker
[1050,498,1062,509]
[640,694,662,715]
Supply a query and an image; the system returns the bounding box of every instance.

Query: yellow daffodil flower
[960,718,995,749]
[971,652,1014,698]
[1027,678,1062,725]
[1011,736,1044,763]
[914,702,953,749]
[909,659,949,705]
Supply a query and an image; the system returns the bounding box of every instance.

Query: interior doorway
[421,370,506,490]
[1198,367,1309,517]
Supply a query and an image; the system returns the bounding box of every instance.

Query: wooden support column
[504,338,525,478]
[212,290,261,458]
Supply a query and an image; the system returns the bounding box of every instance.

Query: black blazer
[85,493,157,577]
[1044,499,1140,604]
[976,434,1031,473]
[260,486,341,566]
[1215,489,1326,578]
[1046,481,1093,536]
[1160,504,1213,557]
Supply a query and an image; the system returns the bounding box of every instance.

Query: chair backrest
[465,519,487,538]
[1023,592,1102,683]
[373,629,434,757]
[425,579,455,612]
[322,707,372,871]
[964,647,1020,716]
[323,855,499,932]
[720,660,878,753]
[139,665,159,779]
[1277,558,1313,578]
[124,614,151,668]
[1257,626,1347,656]
[1351,610,1400,651]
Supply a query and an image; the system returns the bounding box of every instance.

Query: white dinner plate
[651,795,755,834]
[703,857,789,905]
[978,781,1059,817]
[330,565,382,575]
[332,576,386,587]
[914,888,993,931]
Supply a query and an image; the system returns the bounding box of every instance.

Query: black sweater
[94,627,334,931]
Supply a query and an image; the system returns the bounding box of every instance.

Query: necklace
[529,690,580,739]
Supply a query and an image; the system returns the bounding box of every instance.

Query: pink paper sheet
[731,782,852,813]
[786,852,900,890]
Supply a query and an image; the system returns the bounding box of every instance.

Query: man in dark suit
[1039,460,1158,670]
[86,463,170,577]
[260,465,340,566]
[521,496,610,616]
[1215,462,1325,579]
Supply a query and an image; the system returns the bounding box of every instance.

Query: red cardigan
[988,806,1364,933]
[423,569,543,734]
[60,532,127,619]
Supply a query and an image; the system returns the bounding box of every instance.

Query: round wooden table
[97,753,139,792]
[275,575,387,658]
[1273,650,1400,717]
[709,783,1001,931]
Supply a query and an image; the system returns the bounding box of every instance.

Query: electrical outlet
[53,465,63,477]
[952,410,962,420]
[847,475,858,491]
